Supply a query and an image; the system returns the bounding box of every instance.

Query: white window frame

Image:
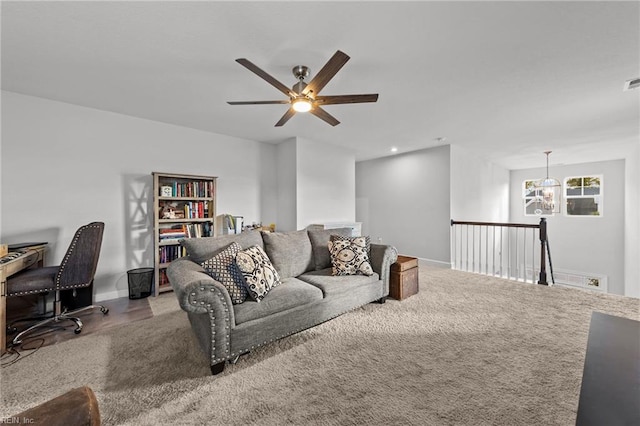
[523,179,554,216]
[564,174,603,217]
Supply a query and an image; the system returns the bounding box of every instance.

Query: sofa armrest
[369,243,398,296]
[167,258,235,365]
[167,258,234,319]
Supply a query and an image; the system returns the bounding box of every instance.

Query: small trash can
[127,267,154,299]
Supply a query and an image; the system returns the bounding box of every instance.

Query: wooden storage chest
[389,255,419,300]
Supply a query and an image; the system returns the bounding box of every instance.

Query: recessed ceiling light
[390,147,398,153]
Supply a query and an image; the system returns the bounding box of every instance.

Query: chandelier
[534,151,561,214]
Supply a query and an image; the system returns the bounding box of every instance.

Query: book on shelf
[160,234,184,239]
[160,201,209,219]
[159,269,170,287]
[160,229,185,235]
[159,244,187,263]
[159,180,215,198]
[159,225,186,240]
[159,225,182,232]
[158,223,212,243]
[184,222,213,238]
[183,201,208,219]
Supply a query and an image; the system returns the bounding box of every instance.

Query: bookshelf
[152,172,217,296]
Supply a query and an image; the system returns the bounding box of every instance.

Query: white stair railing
[450,218,552,285]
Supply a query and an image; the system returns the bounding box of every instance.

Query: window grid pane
[523,180,544,216]
[564,175,602,217]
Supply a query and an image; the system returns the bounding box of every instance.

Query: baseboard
[416,257,450,268]
[95,289,129,302]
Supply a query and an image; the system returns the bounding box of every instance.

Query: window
[523,179,554,216]
[565,175,602,216]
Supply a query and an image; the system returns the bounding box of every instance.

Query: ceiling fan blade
[302,50,350,97]
[236,58,295,98]
[309,106,340,126]
[227,100,290,105]
[275,107,296,127]
[315,94,379,105]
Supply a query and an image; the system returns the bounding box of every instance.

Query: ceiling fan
[227,50,378,127]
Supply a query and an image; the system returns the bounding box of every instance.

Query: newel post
[538,218,548,285]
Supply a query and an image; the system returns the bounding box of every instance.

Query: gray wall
[3,91,636,298]
[1,91,279,300]
[296,137,356,228]
[450,144,510,223]
[355,144,510,265]
[356,145,451,263]
[276,138,298,232]
[509,159,626,295]
[1,92,359,300]
[624,143,639,298]
[276,137,356,231]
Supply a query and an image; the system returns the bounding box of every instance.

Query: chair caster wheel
[74,329,82,335]
[101,307,109,315]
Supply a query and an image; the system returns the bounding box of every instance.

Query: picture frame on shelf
[160,185,173,197]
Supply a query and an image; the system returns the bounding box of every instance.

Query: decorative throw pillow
[329,234,371,257]
[328,235,374,276]
[201,242,248,304]
[308,227,354,270]
[235,245,281,301]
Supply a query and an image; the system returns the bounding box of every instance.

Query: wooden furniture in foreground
[576,312,640,426]
[389,255,419,300]
[0,244,46,354]
[14,385,100,426]
[152,172,217,296]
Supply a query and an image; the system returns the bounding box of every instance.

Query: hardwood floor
[5,293,153,349]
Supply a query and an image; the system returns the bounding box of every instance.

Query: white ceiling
[2,1,638,169]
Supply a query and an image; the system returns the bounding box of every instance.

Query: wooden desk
[0,245,46,354]
[576,312,640,425]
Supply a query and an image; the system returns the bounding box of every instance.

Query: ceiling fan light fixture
[292,97,312,112]
[229,51,378,126]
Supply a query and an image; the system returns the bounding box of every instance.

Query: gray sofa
[167,228,398,375]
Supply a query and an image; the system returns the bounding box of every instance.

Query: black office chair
[7,222,109,346]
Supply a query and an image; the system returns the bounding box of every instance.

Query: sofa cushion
[181,230,264,264]
[236,245,281,301]
[261,230,314,278]
[233,277,324,324]
[307,227,354,270]
[201,242,247,304]
[298,268,380,297]
[328,235,374,276]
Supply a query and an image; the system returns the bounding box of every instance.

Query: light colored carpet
[1,264,638,425]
